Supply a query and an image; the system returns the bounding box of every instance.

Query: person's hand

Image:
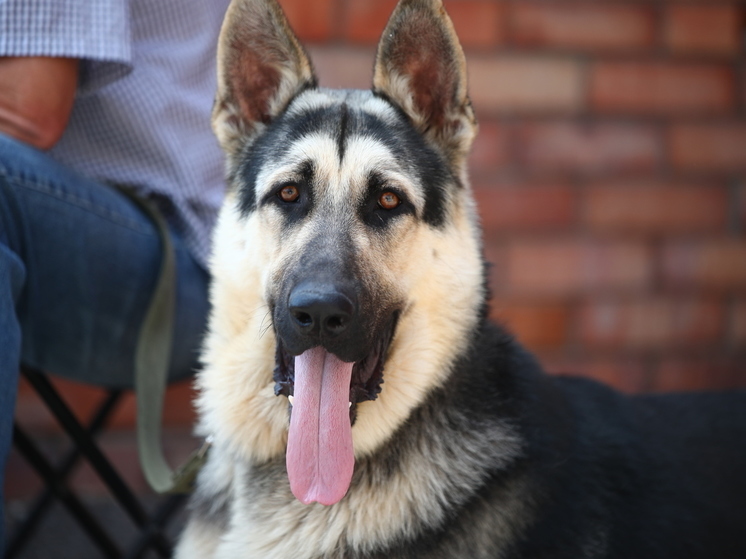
[0,56,79,149]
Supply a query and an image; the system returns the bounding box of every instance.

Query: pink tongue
[286,347,355,505]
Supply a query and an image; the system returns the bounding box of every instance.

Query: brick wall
[283,0,746,393]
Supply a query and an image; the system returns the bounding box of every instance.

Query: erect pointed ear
[213,0,316,157]
[373,0,477,171]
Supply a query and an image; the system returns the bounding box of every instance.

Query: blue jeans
[0,134,211,551]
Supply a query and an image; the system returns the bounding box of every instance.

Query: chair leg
[125,494,187,559]
[19,368,176,558]
[10,424,123,559]
[5,389,123,558]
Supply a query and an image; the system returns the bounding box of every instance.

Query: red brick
[307,46,375,90]
[650,358,746,392]
[590,63,735,115]
[579,298,725,350]
[669,124,746,172]
[474,181,576,232]
[469,120,509,173]
[468,55,583,114]
[514,122,661,175]
[662,241,746,290]
[444,1,504,49]
[583,181,729,234]
[343,0,399,44]
[344,0,504,47]
[14,376,196,435]
[502,240,653,296]
[5,447,44,499]
[543,358,649,394]
[664,5,743,56]
[510,3,655,51]
[732,300,746,345]
[279,0,335,42]
[14,376,60,434]
[492,302,570,349]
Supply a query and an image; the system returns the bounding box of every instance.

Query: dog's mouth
[272,314,398,505]
[273,314,398,420]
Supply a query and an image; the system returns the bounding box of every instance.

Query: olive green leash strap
[117,186,210,495]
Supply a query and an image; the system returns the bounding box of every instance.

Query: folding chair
[6,187,197,558]
[6,366,186,559]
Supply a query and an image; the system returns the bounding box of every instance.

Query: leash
[117,186,210,495]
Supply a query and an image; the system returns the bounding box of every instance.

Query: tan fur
[175,523,223,559]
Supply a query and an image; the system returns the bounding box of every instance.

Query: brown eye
[379,191,400,210]
[279,185,299,203]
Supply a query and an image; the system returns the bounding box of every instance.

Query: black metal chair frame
[6,367,185,559]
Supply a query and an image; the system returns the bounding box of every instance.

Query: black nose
[288,283,356,337]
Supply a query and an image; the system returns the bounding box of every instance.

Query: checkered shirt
[0,0,231,268]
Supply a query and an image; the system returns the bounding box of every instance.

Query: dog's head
[198,0,484,505]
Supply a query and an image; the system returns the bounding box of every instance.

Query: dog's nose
[288,283,356,337]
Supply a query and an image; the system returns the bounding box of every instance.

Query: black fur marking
[258,160,316,226]
[236,97,453,227]
[188,474,232,534]
[237,107,332,216]
[337,103,350,163]
[361,172,416,228]
[353,108,451,227]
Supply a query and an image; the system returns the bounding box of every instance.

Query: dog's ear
[212,0,316,157]
[373,0,477,171]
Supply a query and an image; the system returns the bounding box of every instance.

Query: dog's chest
[213,460,410,559]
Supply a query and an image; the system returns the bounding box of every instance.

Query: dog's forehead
[288,88,397,122]
[237,87,453,226]
[263,88,410,188]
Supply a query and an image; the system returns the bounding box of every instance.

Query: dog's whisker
[257,310,273,339]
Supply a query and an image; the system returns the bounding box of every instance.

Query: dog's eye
[378,192,400,210]
[278,185,300,203]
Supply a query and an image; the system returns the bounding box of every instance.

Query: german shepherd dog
[176,0,746,557]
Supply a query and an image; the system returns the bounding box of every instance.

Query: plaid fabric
[0,0,229,267]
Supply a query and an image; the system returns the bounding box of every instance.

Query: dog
[175,0,746,557]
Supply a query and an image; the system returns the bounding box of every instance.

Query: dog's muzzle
[272,277,399,506]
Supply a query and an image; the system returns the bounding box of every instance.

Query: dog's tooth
[349,402,352,408]
[288,395,294,406]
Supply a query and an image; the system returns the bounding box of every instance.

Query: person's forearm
[0,56,79,150]
[0,104,49,146]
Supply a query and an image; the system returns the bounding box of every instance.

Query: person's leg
[0,133,211,550]
[0,233,25,554]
